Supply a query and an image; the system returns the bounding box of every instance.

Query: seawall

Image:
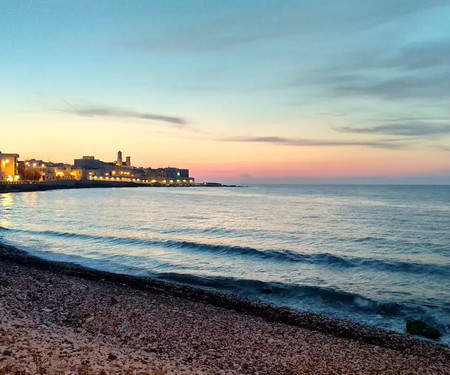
[0,180,185,193]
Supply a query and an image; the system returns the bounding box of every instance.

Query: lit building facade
[144,167,193,185]
[2,150,194,185]
[18,160,82,181]
[74,151,194,185]
[0,152,20,182]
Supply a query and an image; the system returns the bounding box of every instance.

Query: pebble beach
[0,243,449,375]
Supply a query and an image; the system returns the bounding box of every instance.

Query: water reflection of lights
[22,192,38,207]
[0,193,14,209]
[0,193,14,228]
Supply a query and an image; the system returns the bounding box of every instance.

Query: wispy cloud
[128,1,448,54]
[62,104,187,127]
[374,39,450,71]
[331,71,450,100]
[224,136,410,150]
[298,35,450,102]
[336,122,450,137]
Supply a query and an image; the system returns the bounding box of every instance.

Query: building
[144,167,194,185]
[18,159,46,181]
[74,156,107,170]
[74,152,132,180]
[19,159,82,181]
[74,151,194,185]
[40,163,82,181]
[74,155,124,179]
[115,151,131,168]
[0,152,20,182]
[2,149,194,185]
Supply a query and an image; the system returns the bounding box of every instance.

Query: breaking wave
[1,226,448,278]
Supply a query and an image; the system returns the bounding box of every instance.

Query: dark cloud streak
[63,105,187,127]
[336,122,450,137]
[225,136,410,150]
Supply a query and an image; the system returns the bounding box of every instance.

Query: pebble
[1,248,449,375]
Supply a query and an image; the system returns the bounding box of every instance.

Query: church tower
[117,151,123,166]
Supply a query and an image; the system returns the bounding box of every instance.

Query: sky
[1,0,450,184]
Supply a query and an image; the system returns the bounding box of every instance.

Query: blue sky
[1,1,449,183]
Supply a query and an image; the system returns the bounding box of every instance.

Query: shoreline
[1,242,450,373]
[0,181,240,194]
[0,180,142,193]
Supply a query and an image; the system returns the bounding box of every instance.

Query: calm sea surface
[1,185,449,344]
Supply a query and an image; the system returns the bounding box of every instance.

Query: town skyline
[1,1,450,184]
[1,149,195,186]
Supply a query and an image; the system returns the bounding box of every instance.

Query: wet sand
[0,243,449,374]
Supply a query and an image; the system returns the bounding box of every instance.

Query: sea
[1,185,449,345]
